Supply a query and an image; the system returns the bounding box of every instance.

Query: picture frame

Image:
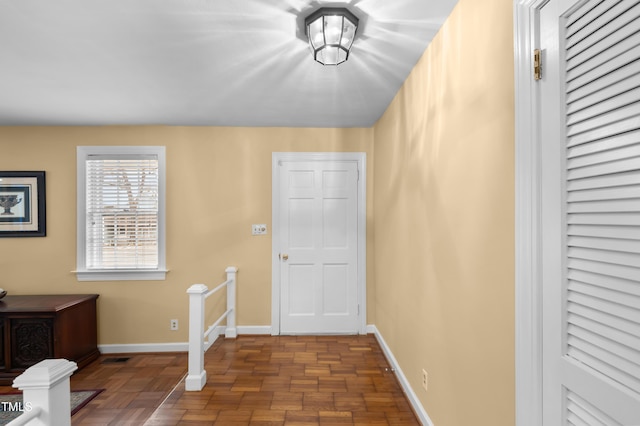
[0,171,46,237]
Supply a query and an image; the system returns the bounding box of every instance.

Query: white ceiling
[0,0,458,128]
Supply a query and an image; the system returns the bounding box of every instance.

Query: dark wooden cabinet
[0,294,99,384]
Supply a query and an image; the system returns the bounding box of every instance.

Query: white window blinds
[85,154,159,270]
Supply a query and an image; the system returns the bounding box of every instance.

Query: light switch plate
[252,224,267,235]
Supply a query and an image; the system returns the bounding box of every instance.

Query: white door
[277,159,360,334]
[540,0,640,423]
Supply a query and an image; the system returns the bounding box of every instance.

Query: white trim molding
[271,152,367,335]
[514,1,546,425]
[370,325,435,426]
[236,325,272,335]
[98,326,273,354]
[99,342,188,354]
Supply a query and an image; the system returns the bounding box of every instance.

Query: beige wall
[0,126,374,345]
[372,0,515,424]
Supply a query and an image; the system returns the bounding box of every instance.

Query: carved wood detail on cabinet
[11,319,54,369]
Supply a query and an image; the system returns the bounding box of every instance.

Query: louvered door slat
[567,402,605,426]
[568,129,640,158]
[569,268,640,296]
[567,337,640,392]
[567,156,640,179]
[568,224,640,240]
[567,185,640,202]
[569,303,639,338]
[569,279,640,308]
[567,100,640,136]
[568,327,640,376]
[568,235,640,254]
[567,391,624,426]
[566,57,640,105]
[567,212,640,226]
[566,0,617,37]
[568,67,640,115]
[569,313,640,352]
[567,198,640,213]
[566,170,640,191]
[566,3,640,65]
[567,87,640,126]
[566,33,640,86]
[567,41,640,95]
[569,258,640,282]
[568,115,640,147]
[569,246,640,269]
[568,291,640,323]
[568,135,640,166]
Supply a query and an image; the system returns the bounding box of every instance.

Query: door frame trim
[514,1,547,425]
[271,152,367,335]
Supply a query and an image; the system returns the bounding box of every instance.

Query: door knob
[281,254,289,261]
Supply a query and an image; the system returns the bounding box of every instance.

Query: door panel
[279,160,359,334]
[541,0,640,423]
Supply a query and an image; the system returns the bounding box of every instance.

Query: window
[76,146,166,281]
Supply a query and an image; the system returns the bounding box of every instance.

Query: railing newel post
[9,358,77,426]
[185,283,208,391]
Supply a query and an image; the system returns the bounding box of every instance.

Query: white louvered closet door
[541,0,640,424]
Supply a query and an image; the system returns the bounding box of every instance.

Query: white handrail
[205,279,232,299]
[185,266,237,392]
[204,307,234,339]
[6,407,42,426]
[7,359,77,426]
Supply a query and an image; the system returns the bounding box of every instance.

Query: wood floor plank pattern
[0,335,419,425]
[146,335,419,425]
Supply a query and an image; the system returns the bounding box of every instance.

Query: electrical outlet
[170,319,178,331]
[422,369,428,392]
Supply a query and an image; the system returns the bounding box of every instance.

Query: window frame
[76,146,167,281]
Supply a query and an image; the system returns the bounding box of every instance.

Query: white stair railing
[186,266,237,391]
[7,359,78,426]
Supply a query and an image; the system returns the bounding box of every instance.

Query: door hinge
[357,304,360,315]
[533,49,542,81]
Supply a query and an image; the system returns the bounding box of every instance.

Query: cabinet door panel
[10,318,53,369]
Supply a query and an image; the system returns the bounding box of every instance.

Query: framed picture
[0,171,46,237]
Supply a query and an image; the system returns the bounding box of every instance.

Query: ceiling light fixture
[305,7,359,66]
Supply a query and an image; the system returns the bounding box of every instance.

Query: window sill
[74,269,168,282]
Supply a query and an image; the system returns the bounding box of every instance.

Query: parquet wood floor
[0,334,420,425]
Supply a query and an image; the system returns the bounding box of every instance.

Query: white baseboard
[99,342,188,354]
[237,325,272,335]
[369,325,435,426]
[99,325,273,354]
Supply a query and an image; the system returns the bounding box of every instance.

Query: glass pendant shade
[305,8,359,66]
